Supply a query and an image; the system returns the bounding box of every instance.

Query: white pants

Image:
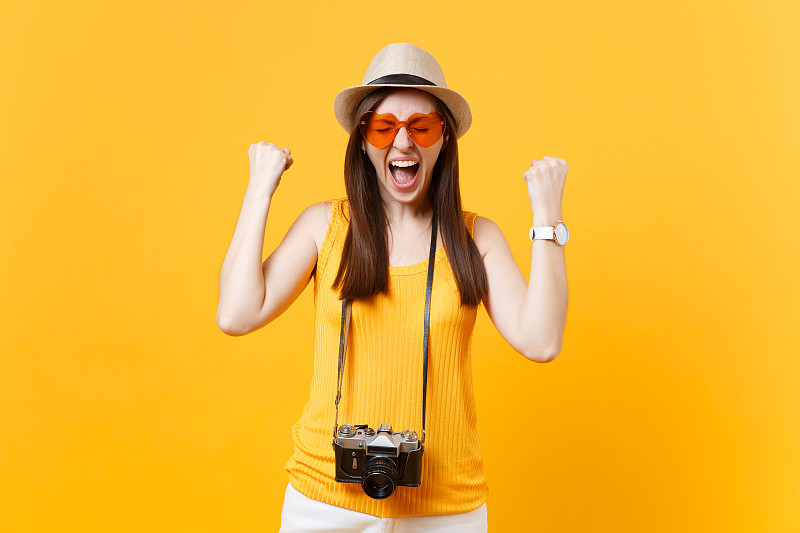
[278,483,488,533]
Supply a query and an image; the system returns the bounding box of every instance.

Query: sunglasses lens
[359,112,397,149]
[407,112,445,147]
[358,111,446,149]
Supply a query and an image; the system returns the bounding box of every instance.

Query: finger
[543,156,566,167]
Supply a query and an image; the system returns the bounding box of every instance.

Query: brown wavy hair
[332,87,487,307]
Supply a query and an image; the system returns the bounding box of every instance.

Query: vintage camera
[333,423,423,499]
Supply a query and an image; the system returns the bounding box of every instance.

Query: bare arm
[216,142,325,336]
[474,156,569,362]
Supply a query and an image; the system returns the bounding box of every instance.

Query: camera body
[333,423,423,499]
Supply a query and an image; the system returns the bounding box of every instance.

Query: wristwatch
[529,221,569,246]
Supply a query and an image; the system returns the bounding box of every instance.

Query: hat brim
[334,84,472,140]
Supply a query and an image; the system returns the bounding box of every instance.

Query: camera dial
[401,429,418,442]
[338,424,356,438]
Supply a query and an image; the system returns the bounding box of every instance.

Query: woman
[217,43,569,532]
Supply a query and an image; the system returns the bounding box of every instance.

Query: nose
[393,126,414,150]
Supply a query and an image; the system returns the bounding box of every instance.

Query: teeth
[390,160,418,167]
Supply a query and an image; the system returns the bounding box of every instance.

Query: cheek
[367,150,386,174]
[423,146,444,171]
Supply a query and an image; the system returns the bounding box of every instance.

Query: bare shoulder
[297,201,333,253]
[472,215,508,259]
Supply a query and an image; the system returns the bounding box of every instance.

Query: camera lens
[361,456,398,499]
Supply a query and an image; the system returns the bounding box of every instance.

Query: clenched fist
[523,156,567,224]
[248,142,294,198]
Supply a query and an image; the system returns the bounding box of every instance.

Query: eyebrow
[371,116,397,126]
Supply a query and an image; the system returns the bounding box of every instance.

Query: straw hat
[334,43,472,139]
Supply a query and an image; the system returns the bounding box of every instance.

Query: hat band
[367,74,436,86]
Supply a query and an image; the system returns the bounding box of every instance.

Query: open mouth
[388,160,420,190]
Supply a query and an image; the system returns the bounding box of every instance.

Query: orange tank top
[283,198,488,517]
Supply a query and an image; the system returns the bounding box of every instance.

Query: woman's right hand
[247,142,294,197]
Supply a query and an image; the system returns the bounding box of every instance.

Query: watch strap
[529,226,555,241]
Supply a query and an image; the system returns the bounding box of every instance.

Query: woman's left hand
[523,156,568,223]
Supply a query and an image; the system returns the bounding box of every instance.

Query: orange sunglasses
[358,111,446,149]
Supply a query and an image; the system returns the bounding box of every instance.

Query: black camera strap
[333,210,438,444]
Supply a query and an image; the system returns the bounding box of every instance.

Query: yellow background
[2,0,798,531]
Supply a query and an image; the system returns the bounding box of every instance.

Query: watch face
[555,222,569,245]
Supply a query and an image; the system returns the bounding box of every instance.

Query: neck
[381,197,435,228]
